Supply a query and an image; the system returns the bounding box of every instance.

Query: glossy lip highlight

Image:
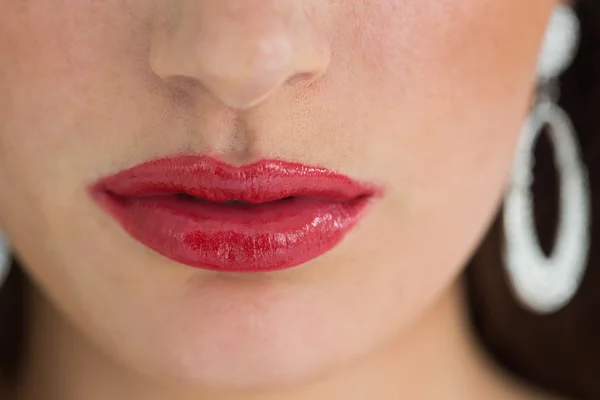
[90,156,381,273]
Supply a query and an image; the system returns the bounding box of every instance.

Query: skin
[0,0,564,398]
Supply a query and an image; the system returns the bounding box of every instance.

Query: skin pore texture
[0,0,566,399]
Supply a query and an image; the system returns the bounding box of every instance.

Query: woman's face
[0,0,555,391]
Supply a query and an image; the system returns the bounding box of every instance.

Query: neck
[13,280,544,400]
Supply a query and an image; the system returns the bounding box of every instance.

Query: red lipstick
[90,156,379,273]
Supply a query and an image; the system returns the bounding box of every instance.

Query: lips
[90,156,379,273]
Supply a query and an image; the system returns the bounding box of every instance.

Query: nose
[149,1,331,109]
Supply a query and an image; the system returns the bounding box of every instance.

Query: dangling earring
[503,4,590,314]
[0,231,10,290]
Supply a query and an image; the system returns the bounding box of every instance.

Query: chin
[113,277,385,393]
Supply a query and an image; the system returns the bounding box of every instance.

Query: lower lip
[93,192,374,273]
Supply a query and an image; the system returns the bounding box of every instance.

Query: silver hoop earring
[503,4,590,314]
[0,232,10,290]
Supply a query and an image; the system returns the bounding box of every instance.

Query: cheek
[357,0,551,198]
[333,0,553,296]
[324,0,551,185]
[352,0,550,121]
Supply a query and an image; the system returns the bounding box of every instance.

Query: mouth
[90,155,380,273]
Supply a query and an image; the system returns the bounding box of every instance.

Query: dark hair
[1,1,600,397]
[0,263,25,386]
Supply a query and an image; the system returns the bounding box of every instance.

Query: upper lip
[92,155,377,202]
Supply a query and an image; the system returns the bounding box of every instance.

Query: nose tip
[193,31,329,109]
[149,3,331,109]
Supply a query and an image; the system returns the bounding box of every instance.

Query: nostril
[286,72,318,86]
[162,75,204,94]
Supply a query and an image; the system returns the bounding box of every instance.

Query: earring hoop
[502,4,590,314]
[503,100,590,314]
